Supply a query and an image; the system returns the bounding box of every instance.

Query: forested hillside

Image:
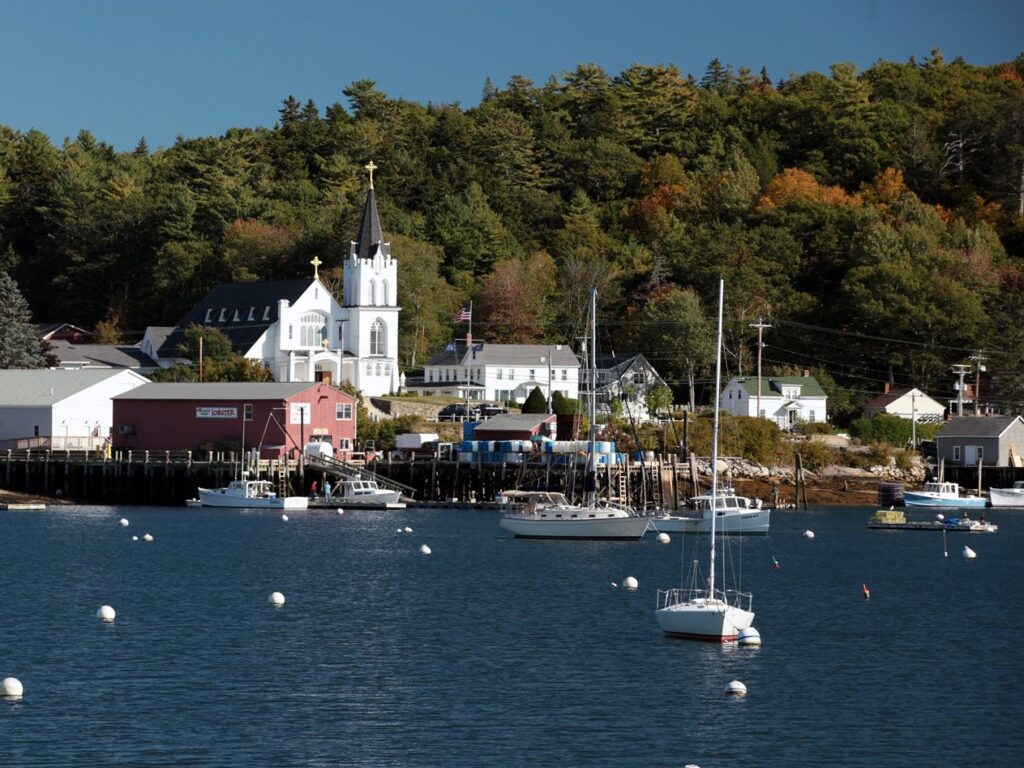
[2,52,1023,419]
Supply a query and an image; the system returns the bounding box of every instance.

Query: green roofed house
[721,373,828,430]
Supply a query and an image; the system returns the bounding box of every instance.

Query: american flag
[453,306,471,323]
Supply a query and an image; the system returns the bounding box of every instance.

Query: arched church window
[369,279,377,306]
[381,280,389,305]
[370,319,385,356]
[300,312,327,347]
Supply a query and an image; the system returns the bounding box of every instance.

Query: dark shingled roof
[157,279,310,359]
[936,415,1024,439]
[49,341,159,371]
[352,188,389,260]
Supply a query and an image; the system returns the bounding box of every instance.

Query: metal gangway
[304,454,417,499]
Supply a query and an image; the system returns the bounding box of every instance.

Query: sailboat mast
[588,286,598,504]
[708,279,724,598]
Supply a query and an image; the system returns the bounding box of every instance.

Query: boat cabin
[921,482,959,495]
[223,480,278,499]
[343,479,384,497]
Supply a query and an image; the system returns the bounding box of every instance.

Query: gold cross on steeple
[310,255,322,280]
[365,160,377,189]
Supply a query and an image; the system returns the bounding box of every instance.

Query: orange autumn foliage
[859,168,908,208]
[757,168,859,210]
[994,64,1024,84]
[636,184,687,219]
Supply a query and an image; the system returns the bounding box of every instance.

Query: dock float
[868,508,997,533]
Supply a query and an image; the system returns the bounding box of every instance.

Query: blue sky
[2,0,1021,152]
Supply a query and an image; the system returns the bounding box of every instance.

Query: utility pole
[951,364,971,417]
[969,350,987,416]
[749,317,772,419]
[911,391,917,449]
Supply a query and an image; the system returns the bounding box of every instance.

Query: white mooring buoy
[336,508,344,515]
[963,545,977,559]
[142,533,154,542]
[119,518,129,527]
[936,513,946,521]
[2,677,23,698]
[657,532,671,544]
[97,605,116,622]
[738,627,762,646]
[269,591,286,606]
[803,530,815,539]
[403,526,413,533]
[281,514,289,522]
[131,536,138,541]
[725,680,748,696]
[623,576,639,591]
[419,544,432,556]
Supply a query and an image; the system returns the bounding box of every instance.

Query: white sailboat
[655,279,755,641]
[499,288,650,540]
[651,486,770,535]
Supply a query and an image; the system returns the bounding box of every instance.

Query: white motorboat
[651,489,770,535]
[903,482,986,508]
[499,288,649,541]
[656,280,755,642]
[989,481,1024,507]
[196,479,309,509]
[335,478,405,508]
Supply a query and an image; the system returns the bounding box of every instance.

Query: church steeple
[352,160,387,260]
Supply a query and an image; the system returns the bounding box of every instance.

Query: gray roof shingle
[0,369,148,406]
[426,342,579,368]
[50,341,158,370]
[936,415,1024,439]
[113,382,319,401]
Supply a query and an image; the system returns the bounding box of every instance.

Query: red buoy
[862,583,871,600]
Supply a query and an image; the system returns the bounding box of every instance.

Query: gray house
[582,353,669,422]
[935,416,1024,467]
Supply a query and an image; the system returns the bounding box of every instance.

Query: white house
[415,342,580,404]
[0,369,149,450]
[721,374,828,428]
[152,167,401,396]
[862,386,945,423]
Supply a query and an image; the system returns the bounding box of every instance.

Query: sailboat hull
[655,600,755,642]
[653,508,770,535]
[499,514,650,540]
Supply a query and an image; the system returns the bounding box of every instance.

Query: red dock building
[112,382,357,459]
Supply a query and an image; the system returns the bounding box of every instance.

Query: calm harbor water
[1,503,1022,767]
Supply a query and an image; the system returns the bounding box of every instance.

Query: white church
[152,163,401,396]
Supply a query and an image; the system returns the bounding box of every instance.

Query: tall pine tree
[0,271,45,368]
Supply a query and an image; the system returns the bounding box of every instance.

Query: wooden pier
[0,448,700,509]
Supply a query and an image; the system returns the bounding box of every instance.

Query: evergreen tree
[0,271,45,368]
[521,386,548,414]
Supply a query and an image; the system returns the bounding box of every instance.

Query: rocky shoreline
[693,456,926,508]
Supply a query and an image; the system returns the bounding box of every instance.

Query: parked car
[479,405,508,417]
[437,404,480,421]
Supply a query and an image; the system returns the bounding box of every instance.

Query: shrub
[796,440,837,471]
[850,413,943,448]
[796,421,832,435]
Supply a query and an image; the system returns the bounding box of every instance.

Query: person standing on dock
[324,480,332,502]
[310,480,318,499]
